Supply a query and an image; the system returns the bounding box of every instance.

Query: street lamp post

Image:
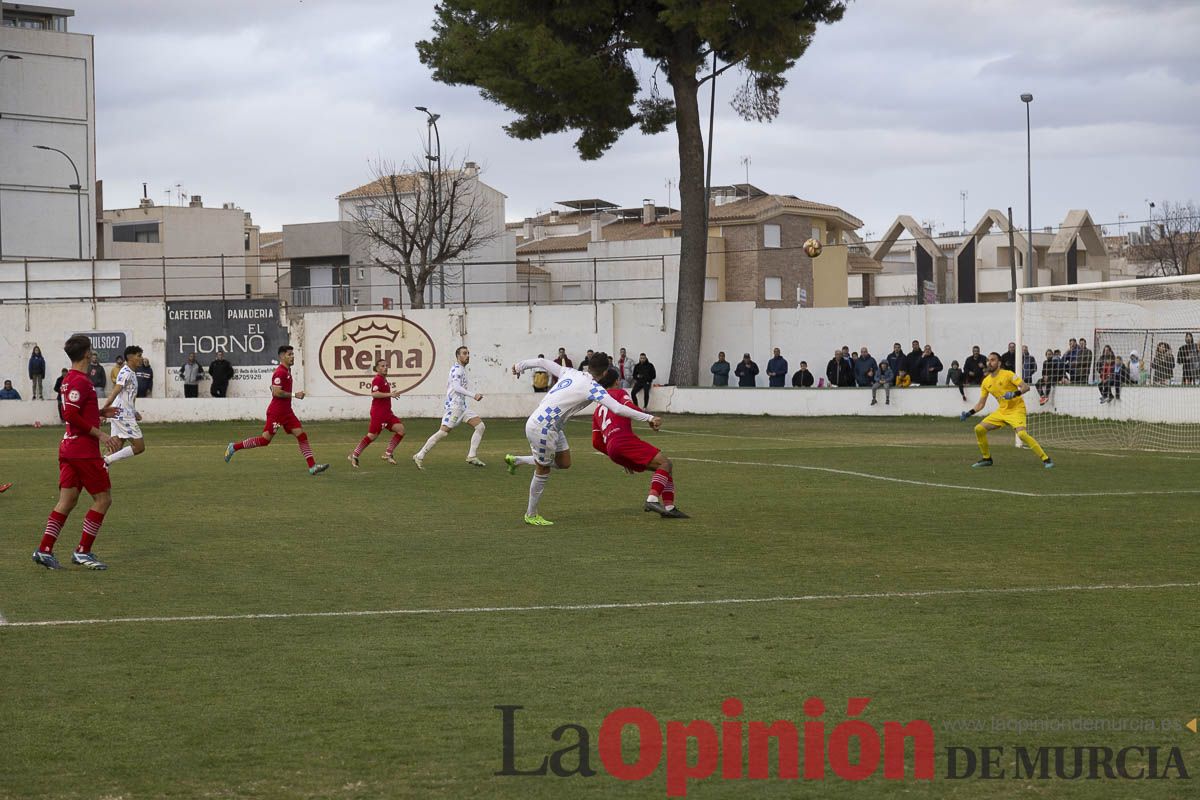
[1020,93,1034,288]
[0,55,24,260]
[33,144,83,259]
[415,106,443,306]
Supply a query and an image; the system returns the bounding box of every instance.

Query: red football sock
[40,510,68,553]
[76,509,104,554]
[234,436,269,451]
[385,433,404,456]
[297,433,316,468]
[662,476,675,508]
[649,469,669,499]
[353,435,373,457]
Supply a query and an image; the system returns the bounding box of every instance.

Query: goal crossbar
[1018,273,1200,297]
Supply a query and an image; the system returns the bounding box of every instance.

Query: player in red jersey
[32,334,121,569]
[592,368,688,518]
[224,345,329,475]
[348,358,407,467]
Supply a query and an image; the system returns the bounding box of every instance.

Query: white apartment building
[0,4,96,261]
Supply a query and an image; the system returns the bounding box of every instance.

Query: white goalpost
[1015,273,1200,452]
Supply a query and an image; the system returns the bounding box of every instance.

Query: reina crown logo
[318,314,436,396]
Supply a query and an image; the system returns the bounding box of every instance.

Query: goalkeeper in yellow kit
[960,351,1054,469]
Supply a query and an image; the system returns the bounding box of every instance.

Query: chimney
[138,197,155,209]
[533,224,546,241]
[549,210,559,224]
[642,198,656,226]
[189,195,203,208]
[590,214,602,242]
[523,217,533,240]
[464,160,479,177]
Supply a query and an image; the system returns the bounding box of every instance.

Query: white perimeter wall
[2,298,1197,427]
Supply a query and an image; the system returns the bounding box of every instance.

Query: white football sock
[467,421,485,458]
[104,446,135,465]
[527,472,549,516]
[417,429,448,457]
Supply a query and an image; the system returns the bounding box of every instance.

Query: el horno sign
[318,315,436,396]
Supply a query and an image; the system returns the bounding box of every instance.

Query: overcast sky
[73,0,1199,241]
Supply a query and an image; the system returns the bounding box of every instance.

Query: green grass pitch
[1,416,1197,799]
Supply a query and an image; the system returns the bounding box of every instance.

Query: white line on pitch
[672,456,1040,496]
[2,581,1196,629]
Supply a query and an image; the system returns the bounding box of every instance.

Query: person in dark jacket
[136,359,154,398]
[85,353,107,392]
[791,361,814,387]
[853,347,877,387]
[0,380,20,400]
[1000,342,1017,372]
[766,348,789,388]
[710,352,731,386]
[904,339,923,376]
[1178,332,1199,385]
[52,367,68,421]
[963,345,987,385]
[1099,355,1130,404]
[28,344,46,400]
[826,349,855,387]
[917,345,943,386]
[630,353,656,407]
[885,342,905,379]
[1073,337,1093,384]
[1021,345,1037,382]
[735,353,759,387]
[208,350,234,397]
[1035,349,1057,405]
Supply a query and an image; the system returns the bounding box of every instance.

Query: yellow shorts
[982,409,1027,429]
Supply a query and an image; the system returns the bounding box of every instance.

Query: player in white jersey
[100,344,146,466]
[412,346,487,469]
[506,351,661,526]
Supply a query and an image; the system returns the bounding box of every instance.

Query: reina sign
[318,314,436,396]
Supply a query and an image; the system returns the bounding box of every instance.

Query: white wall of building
[4,298,1198,426]
[0,25,97,260]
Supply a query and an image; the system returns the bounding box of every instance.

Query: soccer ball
[803,238,823,258]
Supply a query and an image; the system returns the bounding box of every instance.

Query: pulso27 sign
[318,315,436,396]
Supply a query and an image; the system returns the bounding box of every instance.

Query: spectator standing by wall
[766,348,788,388]
[1000,342,1017,372]
[710,352,731,386]
[1035,349,1058,405]
[109,356,124,386]
[1127,350,1142,385]
[53,368,68,420]
[963,345,987,385]
[0,379,20,399]
[885,342,904,381]
[791,361,814,387]
[28,345,46,400]
[1021,345,1037,383]
[616,347,634,389]
[86,353,107,393]
[1178,332,1199,385]
[551,347,572,386]
[1151,341,1175,385]
[179,353,205,398]
[917,345,943,386]
[136,358,153,398]
[827,349,854,387]
[209,351,233,397]
[630,353,656,407]
[1074,336,1094,384]
[854,347,877,387]
[946,360,966,399]
[904,340,923,376]
[735,353,759,387]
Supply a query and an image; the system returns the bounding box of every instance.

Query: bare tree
[347,155,497,309]
[1137,200,1200,277]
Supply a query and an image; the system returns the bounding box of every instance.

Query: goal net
[1016,274,1200,452]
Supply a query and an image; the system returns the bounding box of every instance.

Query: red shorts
[59,458,111,495]
[369,412,403,435]
[265,408,303,435]
[605,435,660,473]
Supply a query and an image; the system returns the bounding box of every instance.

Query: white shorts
[525,418,569,467]
[111,417,143,441]
[441,402,477,429]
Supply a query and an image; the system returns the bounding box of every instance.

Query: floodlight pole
[1021,94,1034,289]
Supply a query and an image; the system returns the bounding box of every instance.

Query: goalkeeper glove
[959,410,975,421]
[1003,390,1019,399]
